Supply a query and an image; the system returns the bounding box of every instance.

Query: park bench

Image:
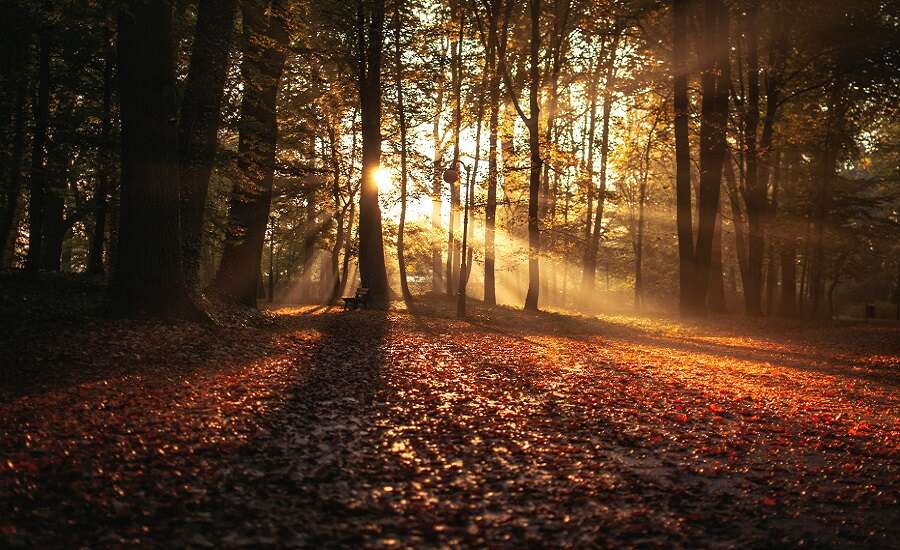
[342,287,370,311]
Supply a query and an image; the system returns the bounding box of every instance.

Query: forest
[1,0,898,547]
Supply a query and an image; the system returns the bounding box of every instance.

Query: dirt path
[2,306,898,547]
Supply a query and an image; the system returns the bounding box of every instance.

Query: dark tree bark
[446,0,464,296]
[672,0,694,314]
[392,4,412,302]
[215,0,289,307]
[693,0,730,314]
[355,0,390,304]
[178,0,238,288]
[522,0,542,311]
[112,0,198,318]
[0,35,28,267]
[580,47,602,288]
[40,132,69,271]
[26,30,50,272]
[483,0,504,307]
[741,1,764,316]
[88,19,114,275]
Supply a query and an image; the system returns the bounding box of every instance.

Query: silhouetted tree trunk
[431,42,447,295]
[393,4,412,302]
[26,30,50,272]
[88,20,114,275]
[215,0,288,307]
[708,208,727,313]
[0,35,28,267]
[742,1,764,316]
[356,0,390,304]
[179,0,237,288]
[580,49,601,288]
[523,0,542,311]
[112,0,198,318]
[446,0,464,296]
[672,0,694,314]
[40,132,69,271]
[778,244,796,317]
[693,0,729,314]
[483,0,504,307]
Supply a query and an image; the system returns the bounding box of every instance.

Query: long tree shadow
[155,307,393,546]
[406,298,899,387]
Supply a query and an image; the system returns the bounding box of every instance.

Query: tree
[178,0,238,288]
[111,0,198,318]
[215,0,289,308]
[356,0,390,304]
[392,2,412,302]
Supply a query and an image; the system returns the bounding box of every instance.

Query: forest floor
[1,275,899,548]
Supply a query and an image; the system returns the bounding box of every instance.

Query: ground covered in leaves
[2,284,899,548]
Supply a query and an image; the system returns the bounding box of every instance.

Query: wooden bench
[342,287,370,311]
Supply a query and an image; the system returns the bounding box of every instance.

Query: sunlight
[373,165,391,192]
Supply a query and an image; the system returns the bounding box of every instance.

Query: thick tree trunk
[214,0,288,307]
[179,0,237,288]
[742,1,764,316]
[356,0,390,304]
[112,0,198,318]
[26,30,50,272]
[672,0,694,314]
[693,0,729,315]
[1,45,28,267]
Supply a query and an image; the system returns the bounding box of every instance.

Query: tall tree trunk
[521,0,542,311]
[1,41,28,267]
[457,69,486,317]
[431,43,446,295]
[393,4,412,302]
[327,124,345,304]
[484,0,504,307]
[693,0,729,314]
[742,1,764,316]
[356,0,389,304]
[672,0,694,314]
[88,20,114,275]
[40,134,68,271]
[26,30,50,272]
[777,243,796,317]
[446,1,464,296]
[214,0,288,307]
[179,0,238,288]
[580,51,601,288]
[112,0,198,318]
[708,208,727,313]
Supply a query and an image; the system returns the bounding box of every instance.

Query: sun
[373,166,391,191]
